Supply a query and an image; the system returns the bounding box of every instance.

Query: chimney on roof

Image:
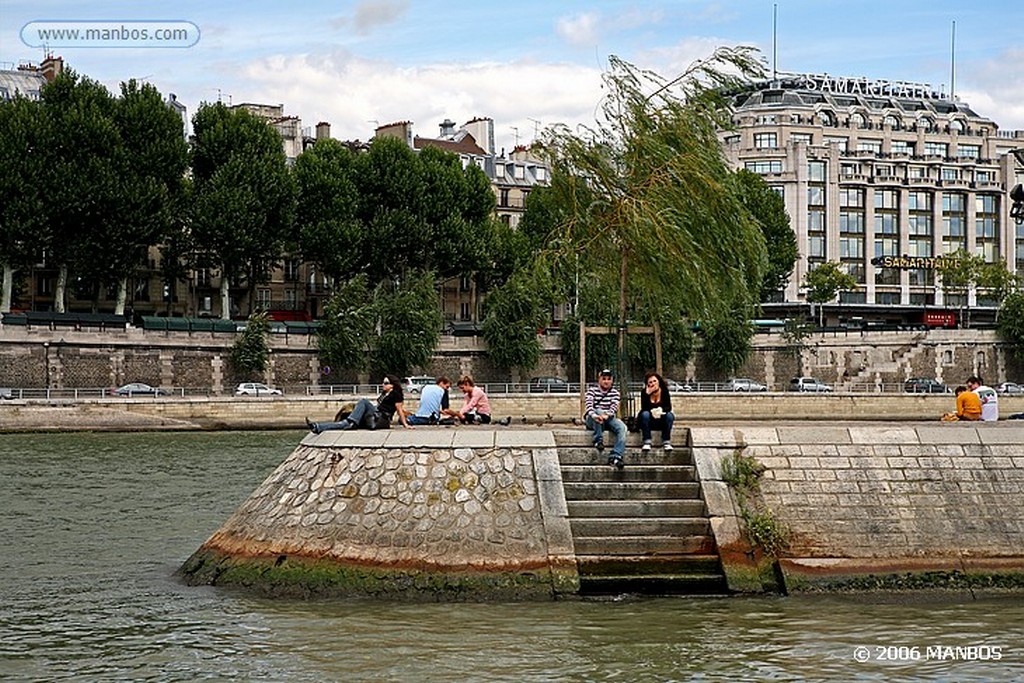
[316,121,331,140]
[439,118,457,138]
[40,55,64,82]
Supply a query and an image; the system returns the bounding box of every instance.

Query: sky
[2,0,1022,153]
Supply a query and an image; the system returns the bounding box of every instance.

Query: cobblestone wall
[180,430,577,599]
[693,424,1024,592]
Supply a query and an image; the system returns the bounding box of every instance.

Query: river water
[1,431,1021,682]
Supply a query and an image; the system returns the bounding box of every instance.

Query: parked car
[529,376,570,393]
[235,382,282,396]
[904,378,949,394]
[111,382,166,396]
[725,378,768,392]
[665,378,694,393]
[789,377,833,393]
[402,376,435,395]
[996,381,1023,395]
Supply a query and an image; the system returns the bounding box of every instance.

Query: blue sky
[3,1,1021,152]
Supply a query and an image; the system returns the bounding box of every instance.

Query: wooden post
[579,320,587,417]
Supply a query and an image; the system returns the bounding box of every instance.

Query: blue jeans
[639,410,674,443]
[312,398,377,432]
[406,413,437,426]
[586,414,626,457]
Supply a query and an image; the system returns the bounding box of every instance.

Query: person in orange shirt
[943,385,982,421]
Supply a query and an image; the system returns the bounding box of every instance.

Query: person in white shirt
[966,375,999,421]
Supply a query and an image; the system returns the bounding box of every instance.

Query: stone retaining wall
[692,424,1024,594]
[179,430,578,599]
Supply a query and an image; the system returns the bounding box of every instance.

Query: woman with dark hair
[638,371,674,451]
[306,374,410,432]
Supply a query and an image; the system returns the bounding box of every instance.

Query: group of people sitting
[305,374,510,434]
[943,375,999,422]
[583,368,674,470]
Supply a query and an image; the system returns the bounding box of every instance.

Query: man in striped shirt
[585,368,627,468]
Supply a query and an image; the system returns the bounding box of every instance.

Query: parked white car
[235,382,282,396]
[403,376,435,394]
[725,378,768,392]
[789,377,833,393]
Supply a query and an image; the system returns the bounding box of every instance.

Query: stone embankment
[180,422,1024,599]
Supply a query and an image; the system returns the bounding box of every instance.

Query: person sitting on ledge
[446,375,511,425]
[942,385,981,422]
[306,375,410,433]
[407,376,451,426]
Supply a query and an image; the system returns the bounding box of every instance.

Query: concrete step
[578,573,729,595]
[553,428,691,448]
[567,499,706,518]
[563,481,702,501]
[560,464,696,483]
[557,447,693,466]
[576,553,722,576]
[570,517,710,538]
[573,534,717,556]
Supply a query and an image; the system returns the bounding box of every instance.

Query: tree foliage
[734,168,797,302]
[998,291,1024,359]
[371,270,443,377]
[316,275,375,374]
[702,313,755,376]
[536,49,769,327]
[803,261,858,305]
[0,95,50,312]
[190,103,296,318]
[481,265,552,372]
[230,310,271,377]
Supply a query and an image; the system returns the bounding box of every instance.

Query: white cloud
[234,52,604,152]
[331,0,409,35]
[957,48,1024,131]
[556,12,601,48]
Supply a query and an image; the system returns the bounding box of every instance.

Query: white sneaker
[663,443,673,451]
[641,442,651,452]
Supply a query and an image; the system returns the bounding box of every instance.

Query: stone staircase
[554,429,727,595]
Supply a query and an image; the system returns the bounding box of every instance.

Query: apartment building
[722,72,1024,324]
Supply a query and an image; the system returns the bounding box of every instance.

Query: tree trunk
[55,264,68,313]
[220,274,231,320]
[115,277,128,316]
[1,263,12,313]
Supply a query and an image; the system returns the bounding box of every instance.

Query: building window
[891,140,914,155]
[924,141,948,157]
[284,259,300,282]
[745,160,782,174]
[884,115,902,130]
[875,266,900,285]
[284,290,297,308]
[908,191,932,211]
[808,209,826,232]
[909,268,933,286]
[975,195,1000,262]
[824,136,848,152]
[840,188,864,208]
[808,235,826,259]
[808,186,826,206]
[790,133,813,145]
[816,110,836,126]
[856,139,882,154]
[460,302,471,321]
[840,237,864,258]
[754,132,778,149]
[257,289,271,309]
[958,144,981,159]
[941,168,960,181]
[876,291,901,305]
[808,161,827,182]
[499,189,509,207]
[874,189,898,210]
[976,170,994,183]
[841,163,859,178]
[942,192,967,253]
[850,113,868,129]
[460,275,472,292]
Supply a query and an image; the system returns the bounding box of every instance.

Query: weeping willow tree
[536,48,769,377]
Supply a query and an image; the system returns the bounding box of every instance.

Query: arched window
[918,116,936,132]
[883,114,901,130]
[949,119,965,133]
[850,112,867,129]
[816,110,835,126]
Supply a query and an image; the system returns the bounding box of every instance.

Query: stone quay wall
[179,429,578,599]
[692,423,1024,594]
[3,323,1022,394]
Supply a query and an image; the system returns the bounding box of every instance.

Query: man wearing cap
[585,368,628,468]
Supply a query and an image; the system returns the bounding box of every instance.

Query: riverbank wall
[178,423,1024,599]
[693,424,1024,594]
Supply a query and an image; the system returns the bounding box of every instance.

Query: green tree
[0,96,49,312]
[536,49,768,376]
[998,291,1024,359]
[371,270,443,377]
[100,80,189,315]
[703,313,755,376]
[230,311,271,377]
[316,275,375,374]
[734,168,797,302]
[294,139,362,282]
[976,261,1020,319]
[803,261,858,327]
[40,70,121,312]
[481,265,552,375]
[190,103,296,319]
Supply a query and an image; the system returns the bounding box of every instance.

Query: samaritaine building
[723,72,1024,325]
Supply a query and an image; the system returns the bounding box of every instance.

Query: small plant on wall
[230,311,271,378]
[721,448,789,557]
